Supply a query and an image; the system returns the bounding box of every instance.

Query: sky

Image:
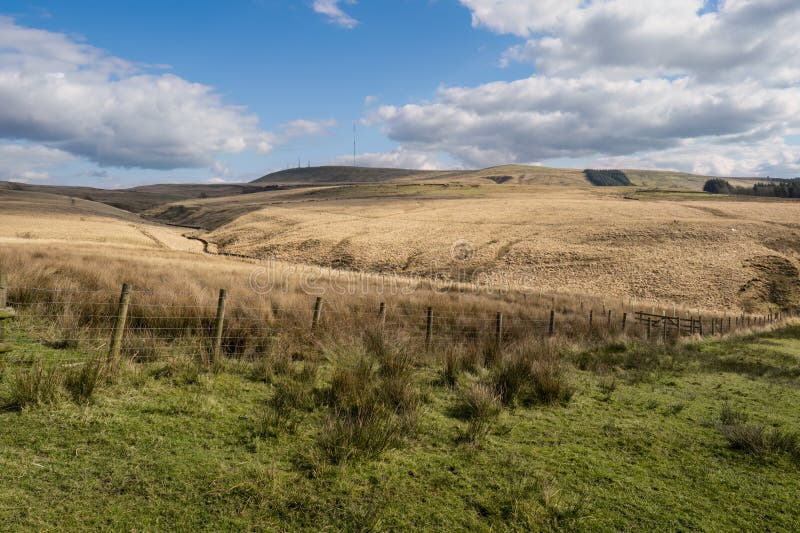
[1,0,799,187]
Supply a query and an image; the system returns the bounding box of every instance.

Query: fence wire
[0,285,788,368]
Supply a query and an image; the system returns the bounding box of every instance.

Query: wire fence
[0,279,791,368]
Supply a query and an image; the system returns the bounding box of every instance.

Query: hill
[0,181,268,213]
[252,166,452,184]
[253,164,764,190]
[144,182,800,311]
[7,163,795,311]
[0,188,202,251]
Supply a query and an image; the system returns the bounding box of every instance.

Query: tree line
[703,178,800,198]
[584,169,632,186]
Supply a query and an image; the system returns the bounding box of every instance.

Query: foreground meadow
[1,318,799,530]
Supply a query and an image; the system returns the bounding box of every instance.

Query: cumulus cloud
[376,76,799,168]
[0,142,74,182]
[0,17,333,174]
[279,118,337,138]
[591,136,800,178]
[312,0,358,29]
[331,147,449,170]
[484,0,800,84]
[370,1,800,176]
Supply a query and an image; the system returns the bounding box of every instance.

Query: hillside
[142,182,800,312]
[6,164,795,312]
[253,164,761,190]
[0,188,202,251]
[1,165,766,220]
[252,166,452,184]
[0,181,268,213]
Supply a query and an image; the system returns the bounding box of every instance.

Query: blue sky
[1,1,799,186]
[0,0,522,185]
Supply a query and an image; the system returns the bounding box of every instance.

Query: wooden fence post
[0,270,6,341]
[548,309,555,337]
[495,312,503,352]
[425,307,433,352]
[728,316,732,332]
[311,296,323,331]
[607,309,612,328]
[589,309,593,328]
[212,288,227,366]
[621,312,627,331]
[0,270,13,356]
[378,302,386,328]
[108,283,132,366]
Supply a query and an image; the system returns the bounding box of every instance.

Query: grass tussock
[491,346,574,406]
[317,340,420,464]
[63,360,103,403]
[455,383,502,443]
[253,360,319,438]
[3,362,62,409]
[717,403,800,461]
[477,474,584,530]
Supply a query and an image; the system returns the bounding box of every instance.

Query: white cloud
[461,0,579,37]
[591,137,800,178]
[312,0,358,29]
[376,76,799,168]
[0,142,74,182]
[331,147,449,170]
[369,1,800,176]
[279,118,337,138]
[0,17,331,172]
[482,0,800,84]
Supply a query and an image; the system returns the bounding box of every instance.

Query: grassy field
[1,317,798,530]
[1,167,799,531]
[5,164,796,314]
[0,189,203,252]
[147,184,800,312]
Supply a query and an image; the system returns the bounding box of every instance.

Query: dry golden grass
[0,240,624,367]
[0,195,776,370]
[158,185,800,311]
[0,189,202,252]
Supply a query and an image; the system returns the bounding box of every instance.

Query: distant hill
[253,164,763,190]
[252,166,452,184]
[1,165,771,220]
[252,165,591,186]
[0,181,268,213]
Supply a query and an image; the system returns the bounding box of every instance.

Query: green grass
[1,326,799,530]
